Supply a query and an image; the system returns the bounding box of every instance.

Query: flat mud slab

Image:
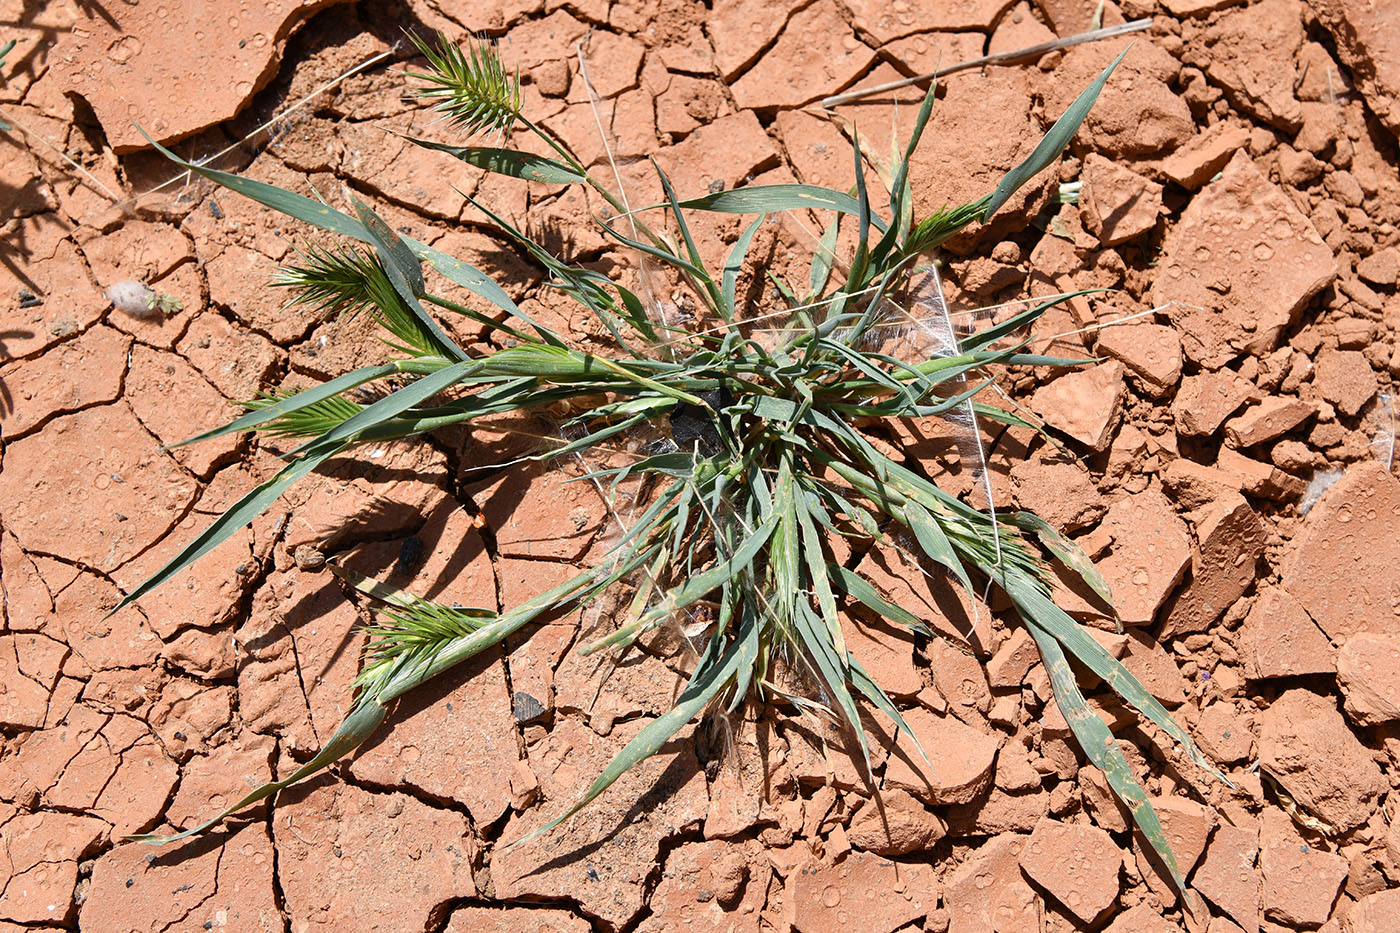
[1,0,1398,931]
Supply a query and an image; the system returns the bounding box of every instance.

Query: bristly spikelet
[405,31,521,137]
[358,599,494,697]
[240,390,362,439]
[275,243,382,318]
[903,199,990,255]
[276,243,449,358]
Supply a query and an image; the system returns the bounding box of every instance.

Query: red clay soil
[2,0,1400,931]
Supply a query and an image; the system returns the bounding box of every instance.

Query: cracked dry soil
[3,0,1400,930]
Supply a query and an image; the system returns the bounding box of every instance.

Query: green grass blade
[109,439,345,616]
[807,214,839,302]
[127,698,387,844]
[772,456,801,620]
[828,563,932,636]
[1022,618,1187,895]
[678,185,888,232]
[654,160,723,313]
[639,513,777,628]
[1006,511,1114,608]
[848,655,928,770]
[111,361,476,615]
[349,195,425,297]
[596,218,711,280]
[348,196,467,361]
[816,338,918,402]
[138,129,368,236]
[960,289,1105,352]
[508,615,753,846]
[982,47,1129,221]
[843,133,872,291]
[792,600,870,777]
[138,128,551,345]
[726,592,759,713]
[902,500,976,598]
[1004,572,1227,784]
[723,213,766,319]
[607,279,663,345]
[970,400,1040,431]
[400,137,585,184]
[414,241,557,344]
[877,79,937,258]
[171,362,404,447]
[796,494,841,648]
[807,481,881,538]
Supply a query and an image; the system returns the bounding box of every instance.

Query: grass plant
[114,33,1222,892]
[0,39,14,130]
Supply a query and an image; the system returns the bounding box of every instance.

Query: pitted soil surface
[2,0,1400,931]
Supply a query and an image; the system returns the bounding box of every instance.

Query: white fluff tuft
[104,280,160,319]
[1367,391,1395,472]
[1299,468,1344,516]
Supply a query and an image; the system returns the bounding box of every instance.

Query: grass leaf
[1007,511,1115,609]
[1005,572,1228,784]
[678,185,889,232]
[1022,618,1187,895]
[112,361,476,615]
[723,213,767,319]
[400,137,585,184]
[129,699,388,844]
[902,500,977,599]
[829,564,931,635]
[982,46,1129,221]
[348,196,467,360]
[139,130,550,345]
[171,362,403,447]
[792,600,870,776]
[509,614,754,846]
[807,214,840,301]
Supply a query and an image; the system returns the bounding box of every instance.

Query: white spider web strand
[907,265,998,524]
[875,261,1002,622]
[574,37,681,353]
